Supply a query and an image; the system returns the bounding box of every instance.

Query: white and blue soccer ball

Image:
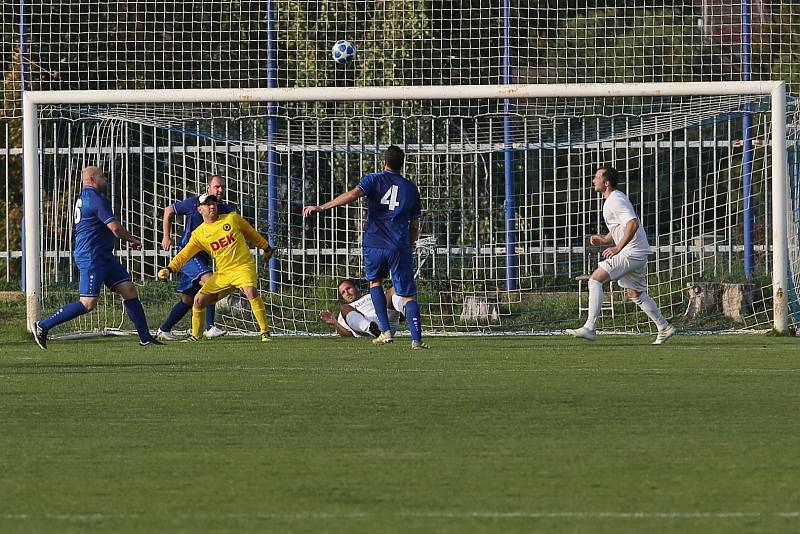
[331,40,356,64]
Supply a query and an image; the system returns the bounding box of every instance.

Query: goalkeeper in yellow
[158,194,273,342]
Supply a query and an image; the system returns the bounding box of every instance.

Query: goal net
[24,83,795,337]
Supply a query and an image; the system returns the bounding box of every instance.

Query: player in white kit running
[566,165,677,345]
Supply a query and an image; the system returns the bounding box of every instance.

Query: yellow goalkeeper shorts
[199,266,259,296]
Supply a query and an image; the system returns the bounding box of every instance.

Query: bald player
[33,166,161,349]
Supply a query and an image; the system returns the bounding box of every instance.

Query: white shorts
[598,254,648,292]
[337,310,400,338]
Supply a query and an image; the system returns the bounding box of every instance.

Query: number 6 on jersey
[380,185,400,211]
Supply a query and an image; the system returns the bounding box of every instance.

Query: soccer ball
[331,40,356,64]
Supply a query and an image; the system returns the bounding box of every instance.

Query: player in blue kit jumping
[156,175,233,340]
[32,166,161,349]
[303,145,429,349]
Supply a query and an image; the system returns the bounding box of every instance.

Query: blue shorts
[176,254,213,294]
[78,259,132,297]
[363,246,417,297]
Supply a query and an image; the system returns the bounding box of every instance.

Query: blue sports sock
[205,304,216,330]
[40,301,89,331]
[124,298,153,342]
[160,301,192,332]
[404,299,423,342]
[369,286,391,332]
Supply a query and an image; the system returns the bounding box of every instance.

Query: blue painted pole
[20,0,30,290]
[742,0,754,279]
[787,146,800,323]
[267,0,279,292]
[19,0,30,91]
[502,0,517,291]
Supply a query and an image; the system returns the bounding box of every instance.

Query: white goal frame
[22,81,791,333]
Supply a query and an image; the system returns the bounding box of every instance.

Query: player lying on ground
[33,166,161,349]
[157,174,233,340]
[320,278,401,338]
[303,145,428,349]
[157,194,274,342]
[566,165,676,345]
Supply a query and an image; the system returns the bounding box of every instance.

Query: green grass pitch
[1,334,799,533]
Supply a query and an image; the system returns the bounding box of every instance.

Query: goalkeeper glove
[157,267,173,281]
[262,245,274,262]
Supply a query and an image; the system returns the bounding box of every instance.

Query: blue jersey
[73,187,117,268]
[357,170,421,250]
[171,196,234,248]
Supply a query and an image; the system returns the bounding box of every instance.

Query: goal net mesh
[32,93,800,336]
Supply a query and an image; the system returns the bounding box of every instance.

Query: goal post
[22,81,792,335]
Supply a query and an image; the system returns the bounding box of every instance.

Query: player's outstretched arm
[320,309,354,337]
[303,187,363,218]
[237,214,270,250]
[107,221,142,250]
[165,238,203,274]
[161,204,175,250]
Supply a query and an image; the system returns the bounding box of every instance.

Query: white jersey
[337,293,400,337]
[603,190,651,260]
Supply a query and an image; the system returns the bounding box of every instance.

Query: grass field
[1,332,799,533]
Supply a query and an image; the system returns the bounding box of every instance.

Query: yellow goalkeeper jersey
[168,212,268,274]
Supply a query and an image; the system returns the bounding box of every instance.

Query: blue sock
[404,299,423,342]
[40,301,89,331]
[124,298,153,342]
[205,304,216,330]
[369,286,391,332]
[160,301,192,332]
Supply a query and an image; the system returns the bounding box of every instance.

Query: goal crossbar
[22,82,791,333]
[22,81,787,104]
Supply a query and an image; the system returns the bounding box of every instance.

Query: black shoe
[368,321,382,338]
[139,338,165,346]
[33,321,48,350]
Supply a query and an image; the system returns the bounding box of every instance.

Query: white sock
[345,312,372,335]
[391,293,406,316]
[584,279,603,331]
[632,292,669,330]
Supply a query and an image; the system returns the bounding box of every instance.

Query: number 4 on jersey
[380,185,400,211]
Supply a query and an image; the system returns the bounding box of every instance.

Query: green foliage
[554,7,722,84]
[0,291,26,341]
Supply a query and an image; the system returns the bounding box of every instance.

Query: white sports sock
[344,312,372,335]
[632,292,669,330]
[584,279,603,331]
[391,293,406,316]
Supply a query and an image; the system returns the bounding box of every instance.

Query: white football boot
[204,325,228,339]
[652,324,677,345]
[565,327,596,341]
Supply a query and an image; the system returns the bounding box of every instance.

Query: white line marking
[10,365,800,375]
[2,511,799,521]
[206,366,800,375]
